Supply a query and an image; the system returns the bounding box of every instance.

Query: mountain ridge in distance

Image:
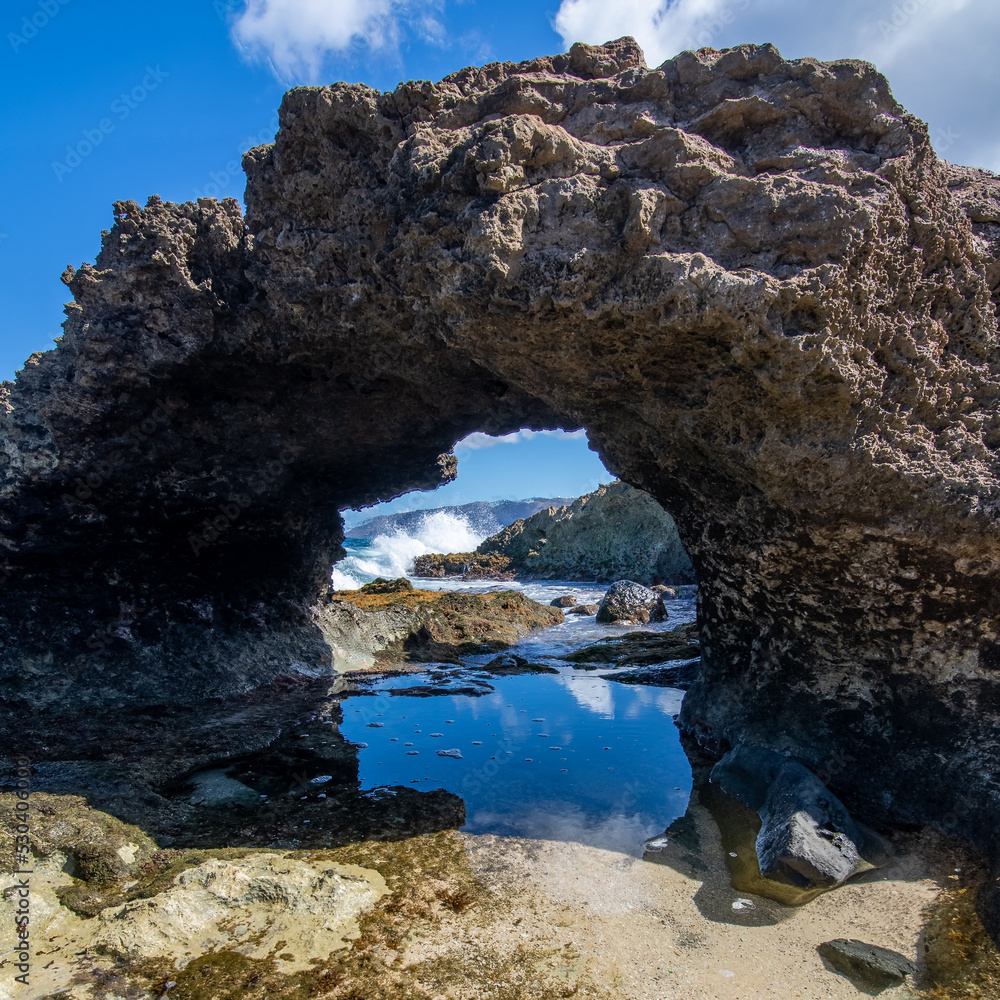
[344,498,572,539]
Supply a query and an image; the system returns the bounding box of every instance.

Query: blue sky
[2,0,997,510]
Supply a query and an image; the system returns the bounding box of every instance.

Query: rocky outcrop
[2,37,1000,897]
[319,586,563,668]
[476,481,694,583]
[412,551,514,579]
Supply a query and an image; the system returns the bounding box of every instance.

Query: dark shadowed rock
[817,939,915,993]
[711,746,891,897]
[563,622,700,666]
[481,653,559,676]
[596,580,663,624]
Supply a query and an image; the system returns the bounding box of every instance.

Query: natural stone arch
[2,39,1000,873]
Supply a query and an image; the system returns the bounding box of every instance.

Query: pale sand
[458,800,954,999]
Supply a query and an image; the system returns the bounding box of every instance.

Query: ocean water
[333,510,489,589]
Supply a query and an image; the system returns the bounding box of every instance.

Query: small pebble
[731,899,756,912]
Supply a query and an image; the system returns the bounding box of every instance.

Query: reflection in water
[341,657,694,856]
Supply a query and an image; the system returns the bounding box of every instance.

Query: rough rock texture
[711,746,889,900]
[595,579,664,624]
[2,38,1000,885]
[93,854,387,971]
[817,939,916,993]
[319,588,563,668]
[411,551,514,578]
[475,481,694,582]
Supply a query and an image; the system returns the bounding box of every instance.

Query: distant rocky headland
[414,481,695,584]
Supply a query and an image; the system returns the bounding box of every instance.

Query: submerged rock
[567,604,601,616]
[817,939,915,993]
[185,769,261,809]
[480,653,559,676]
[596,580,664,624]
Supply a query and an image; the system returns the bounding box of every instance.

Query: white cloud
[552,0,1000,172]
[555,0,734,67]
[231,0,443,82]
[455,429,588,451]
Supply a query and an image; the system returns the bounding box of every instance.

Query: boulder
[567,604,601,616]
[711,746,891,895]
[550,595,578,607]
[595,580,664,625]
[186,768,261,809]
[817,939,915,993]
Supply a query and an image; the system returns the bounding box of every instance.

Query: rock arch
[2,39,1000,865]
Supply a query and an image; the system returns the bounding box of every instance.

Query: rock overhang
[1,39,1000,912]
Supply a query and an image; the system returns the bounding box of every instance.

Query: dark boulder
[711,745,891,896]
[817,939,915,993]
[595,580,664,625]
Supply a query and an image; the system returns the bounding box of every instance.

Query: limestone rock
[711,746,891,897]
[596,580,663,624]
[92,854,387,971]
[477,482,694,583]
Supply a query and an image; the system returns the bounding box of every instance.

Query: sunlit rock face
[2,38,1000,864]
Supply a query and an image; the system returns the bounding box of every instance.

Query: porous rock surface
[2,37,1000,891]
[476,480,694,582]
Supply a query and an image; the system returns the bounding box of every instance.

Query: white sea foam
[332,510,488,589]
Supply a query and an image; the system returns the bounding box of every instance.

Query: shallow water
[339,580,699,856]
